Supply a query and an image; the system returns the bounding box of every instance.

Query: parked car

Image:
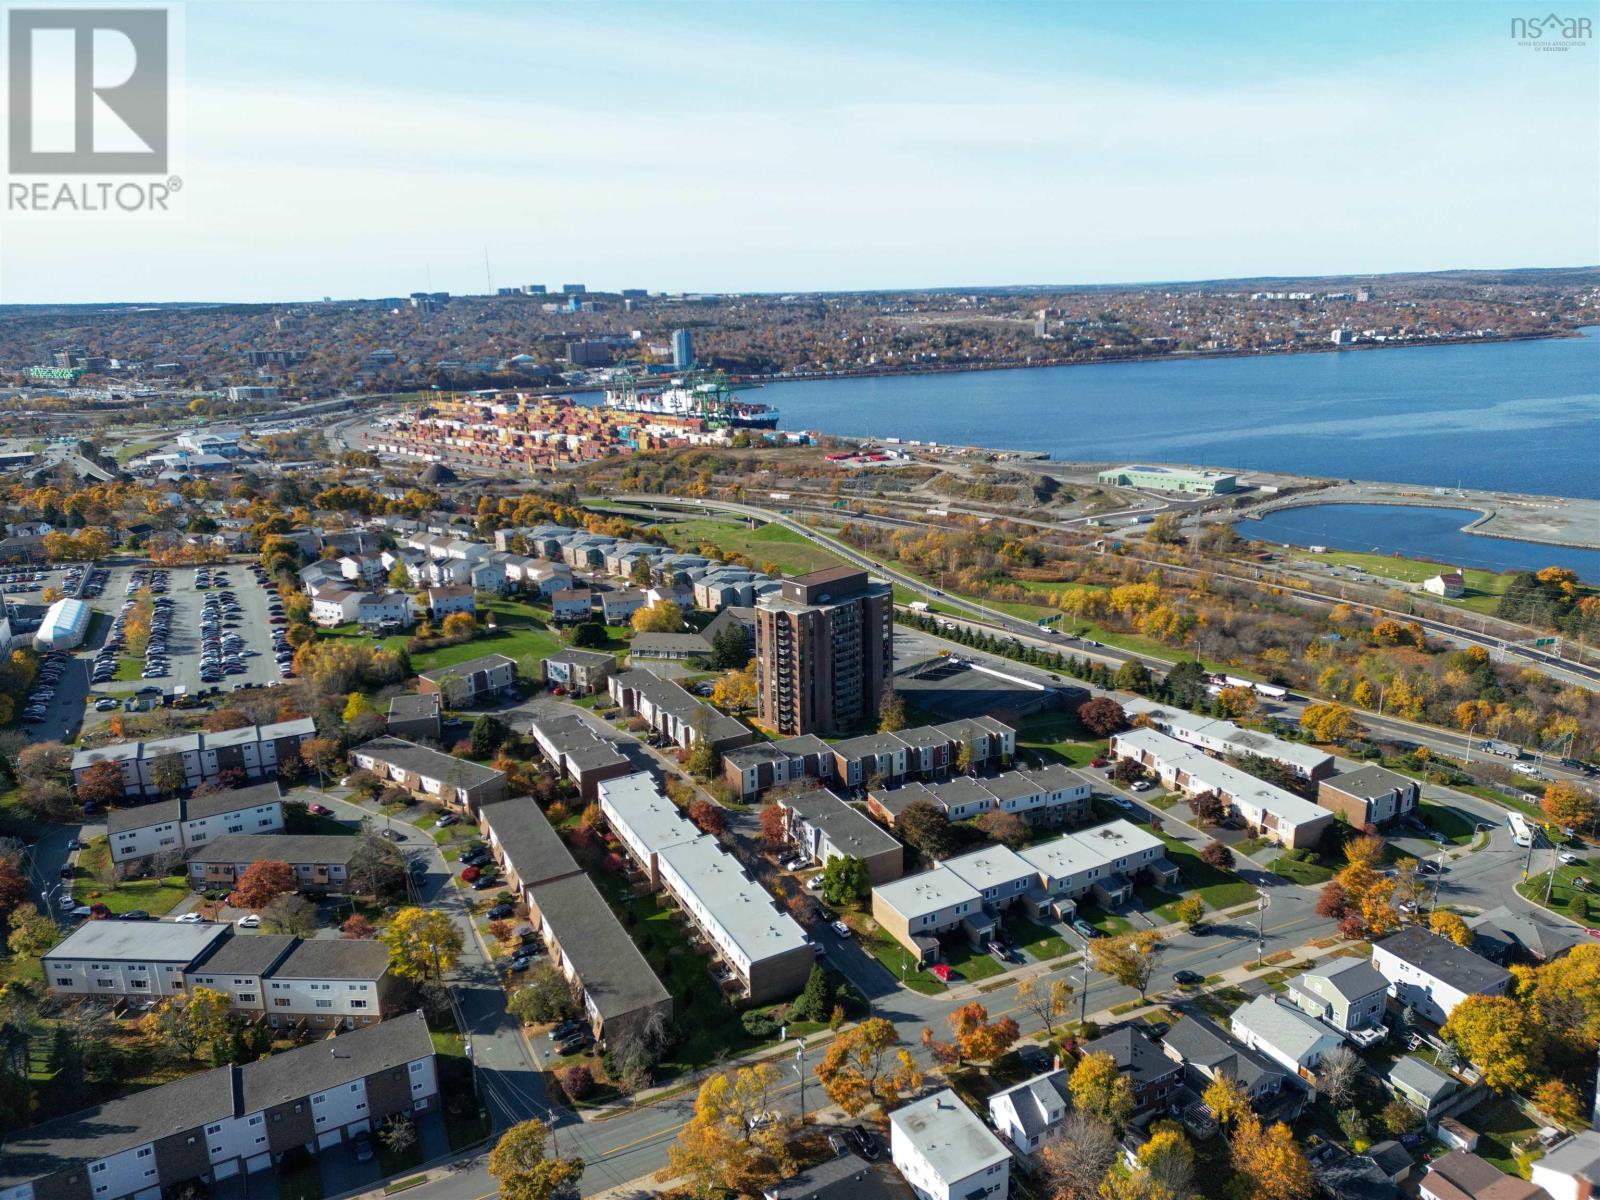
[175,912,206,924]
[120,910,151,921]
[1559,851,1585,866]
[830,920,852,939]
[550,1019,585,1041]
[1131,780,1153,792]
[351,1133,374,1164]
[488,903,515,919]
[931,963,954,983]
[471,875,498,891]
[849,1125,880,1160]
[1172,970,1203,986]
[308,803,331,816]
[461,865,481,882]
[237,914,260,928]
[1072,919,1100,939]
[436,812,460,827]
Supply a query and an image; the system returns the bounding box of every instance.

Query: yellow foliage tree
[1428,910,1472,948]
[813,1017,922,1115]
[1441,994,1543,1092]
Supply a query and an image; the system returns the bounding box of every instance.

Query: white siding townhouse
[987,1069,1071,1159]
[108,781,285,864]
[1229,995,1343,1079]
[1371,926,1512,1026]
[1121,698,1335,781]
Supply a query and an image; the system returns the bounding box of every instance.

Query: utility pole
[792,1036,807,1124]
[1255,891,1269,966]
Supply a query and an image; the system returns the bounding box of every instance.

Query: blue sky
[5,0,1597,302]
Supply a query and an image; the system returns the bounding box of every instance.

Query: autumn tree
[148,752,188,796]
[758,803,788,848]
[1231,1114,1313,1200]
[1174,896,1205,930]
[341,913,375,939]
[7,909,57,958]
[1542,780,1597,830]
[1188,791,1225,826]
[1199,840,1234,870]
[663,1064,795,1196]
[939,1002,1020,1066]
[1300,703,1361,744]
[1441,994,1543,1092]
[631,600,685,634]
[1137,1125,1196,1198]
[1315,881,1349,920]
[301,737,345,784]
[813,1017,922,1115]
[1515,944,1600,1050]
[1202,1074,1251,1128]
[895,799,955,860]
[380,907,464,981]
[1089,931,1163,999]
[75,760,126,808]
[232,859,296,909]
[1069,1050,1134,1128]
[687,799,726,836]
[1428,910,1472,948]
[976,809,1030,849]
[1532,1080,1586,1130]
[711,662,757,712]
[1014,976,1073,1037]
[487,1119,584,1200]
[877,689,907,733]
[1077,697,1127,737]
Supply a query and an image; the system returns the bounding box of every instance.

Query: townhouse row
[71,720,317,801]
[871,820,1178,962]
[474,796,670,1044]
[720,714,1017,802]
[42,921,397,1028]
[606,669,755,757]
[0,1012,437,1200]
[598,772,813,1004]
[1120,698,1335,781]
[867,763,1091,830]
[346,736,509,813]
[107,781,285,864]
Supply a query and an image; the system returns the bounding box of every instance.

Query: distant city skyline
[3,0,1596,304]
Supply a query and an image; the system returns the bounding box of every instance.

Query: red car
[461,865,481,883]
[931,964,953,983]
[308,803,331,816]
[1090,757,1109,768]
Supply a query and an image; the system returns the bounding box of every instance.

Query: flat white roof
[656,836,809,964]
[1116,727,1329,829]
[890,1089,1009,1184]
[597,772,699,854]
[43,920,228,963]
[1122,698,1332,774]
[941,845,1036,893]
[874,866,983,918]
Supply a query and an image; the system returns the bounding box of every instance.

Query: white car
[236,914,260,928]
[175,912,205,923]
[1131,780,1153,792]
[1559,852,1584,866]
[831,920,853,939]
[1511,763,1544,778]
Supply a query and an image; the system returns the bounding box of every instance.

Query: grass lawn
[318,597,566,675]
[278,1156,323,1200]
[1517,856,1600,922]
[1153,831,1260,911]
[1134,884,1189,925]
[1017,712,1103,768]
[1270,855,1336,885]
[1234,836,1274,859]
[1282,547,1532,616]
[1078,904,1132,935]
[1005,915,1071,962]
[650,516,849,577]
[70,840,188,915]
[860,927,947,995]
[1417,800,1479,846]
[1472,1096,1543,1177]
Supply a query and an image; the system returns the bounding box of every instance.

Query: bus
[1507,812,1532,848]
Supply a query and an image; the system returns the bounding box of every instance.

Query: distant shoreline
[744,328,1582,388]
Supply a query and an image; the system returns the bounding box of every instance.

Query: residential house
[599,589,648,624]
[1160,1013,1296,1111]
[721,734,834,802]
[1468,906,1587,965]
[889,1089,1010,1200]
[1080,1026,1184,1113]
[185,834,365,894]
[71,721,316,799]
[1109,727,1334,849]
[424,585,475,620]
[524,712,633,803]
[524,872,672,1044]
[549,589,594,622]
[415,653,517,707]
[1229,995,1343,1078]
[1119,698,1336,781]
[255,939,394,1029]
[1423,571,1467,599]
[1318,765,1421,828]
[346,736,509,813]
[629,632,712,662]
[1287,958,1390,1040]
[541,648,615,696]
[1371,927,1513,1026]
[0,1011,438,1200]
[606,669,754,756]
[1419,1151,1550,1200]
[477,797,583,901]
[107,782,286,864]
[1530,1130,1600,1200]
[777,788,904,885]
[385,693,442,742]
[44,921,229,1000]
[987,1068,1071,1158]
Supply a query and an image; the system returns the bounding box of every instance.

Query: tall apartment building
[755,566,892,737]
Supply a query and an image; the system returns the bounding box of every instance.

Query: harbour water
[762,327,1600,501]
[1238,504,1600,582]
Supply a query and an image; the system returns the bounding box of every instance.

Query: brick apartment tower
[755,566,893,737]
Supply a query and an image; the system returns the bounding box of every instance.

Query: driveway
[316,1136,382,1195]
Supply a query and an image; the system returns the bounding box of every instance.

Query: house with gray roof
[1531,1130,1600,1200]
[416,652,516,707]
[185,833,365,893]
[1160,1013,1297,1110]
[1372,927,1512,1026]
[777,788,903,885]
[1317,763,1421,827]
[1468,905,1586,965]
[347,735,508,813]
[1287,957,1390,1042]
[386,692,442,741]
[478,797,583,897]
[606,669,754,756]
[629,631,713,661]
[541,647,616,695]
[1080,1026,1184,1113]
[523,711,633,801]
[0,1011,438,1200]
[1230,994,1343,1077]
[1386,1056,1463,1121]
[720,733,833,801]
[987,1068,1072,1159]
[106,781,286,864]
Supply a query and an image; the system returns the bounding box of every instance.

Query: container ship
[601,370,779,430]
